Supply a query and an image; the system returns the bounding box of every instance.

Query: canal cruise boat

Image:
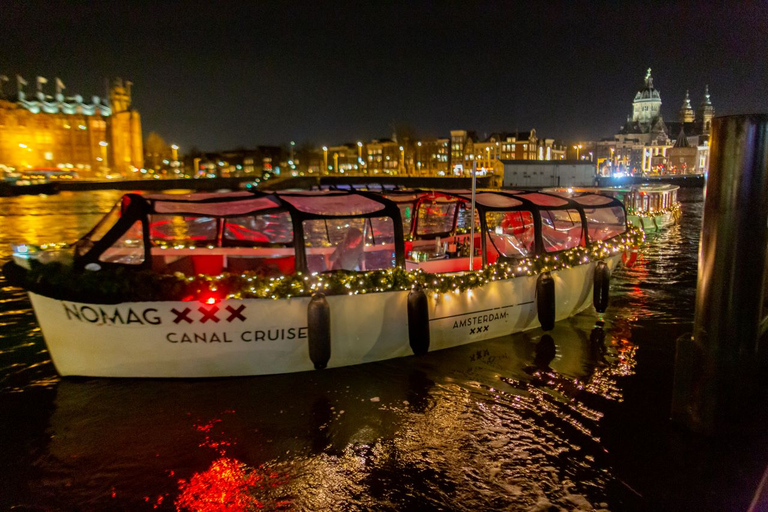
[546,184,680,232]
[4,189,641,378]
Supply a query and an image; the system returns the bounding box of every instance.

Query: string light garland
[18,227,644,303]
[627,203,681,219]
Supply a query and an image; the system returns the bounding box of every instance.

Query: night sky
[1,1,766,152]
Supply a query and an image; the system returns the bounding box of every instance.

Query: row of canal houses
[192,129,568,179]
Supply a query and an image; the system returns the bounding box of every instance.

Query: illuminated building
[0,77,143,177]
[599,69,713,175]
[450,130,565,175]
[327,144,359,174]
[487,131,564,161]
[365,139,400,175]
[667,128,698,173]
[313,130,563,178]
[193,146,284,178]
[417,138,449,175]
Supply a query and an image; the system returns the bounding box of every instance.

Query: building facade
[0,77,143,177]
[501,160,596,188]
[598,69,713,175]
[193,146,285,178]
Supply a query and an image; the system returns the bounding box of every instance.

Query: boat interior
[68,188,628,277]
[545,184,679,215]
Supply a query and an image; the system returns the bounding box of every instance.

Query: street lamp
[357,142,364,175]
[417,141,422,174]
[399,146,404,175]
[573,144,582,160]
[99,141,109,174]
[322,146,328,174]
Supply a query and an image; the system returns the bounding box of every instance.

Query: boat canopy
[71,189,626,275]
[545,185,679,215]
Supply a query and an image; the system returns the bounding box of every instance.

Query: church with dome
[598,68,713,175]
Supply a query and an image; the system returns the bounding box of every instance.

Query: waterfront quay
[3,172,702,197]
[45,174,503,194]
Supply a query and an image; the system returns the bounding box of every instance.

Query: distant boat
[3,189,642,378]
[546,184,680,232]
[0,174,58,197]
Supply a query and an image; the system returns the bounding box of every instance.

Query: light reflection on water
[0,191,704,510]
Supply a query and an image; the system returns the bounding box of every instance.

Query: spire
[697,85,715,134]
[674,127,691,148]
[679,90,695,123]
[645,68,653,89]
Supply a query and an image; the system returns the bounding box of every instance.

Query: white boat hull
[28,256,620,378]
[629,212,676,232]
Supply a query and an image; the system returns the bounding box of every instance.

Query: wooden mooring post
[672,114,768,434]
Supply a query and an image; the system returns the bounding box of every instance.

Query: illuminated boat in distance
[0,168,71,196]
[546,184,680,232]
[3,189,641,378]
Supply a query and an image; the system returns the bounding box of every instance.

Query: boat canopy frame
[73,189,407,273]
[72,188,626,274]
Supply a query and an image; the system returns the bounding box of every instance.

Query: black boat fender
[407,287,430,355]
[536,272,555,332]
[593,261,610,313]
[307,292,331,369]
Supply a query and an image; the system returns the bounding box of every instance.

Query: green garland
[17,227,644,304]
[627,203,681,218]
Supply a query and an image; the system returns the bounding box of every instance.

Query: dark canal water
[0,189,765,511]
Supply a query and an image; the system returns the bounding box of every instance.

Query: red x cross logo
[198,305,220,323]
[225,305,246,322]
[172,307,193,324]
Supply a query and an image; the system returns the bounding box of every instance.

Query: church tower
[697,85,715,134]
[107,78,143,174]
[678,90,695,123]
[632,68,663,130]
[109,78,132,113]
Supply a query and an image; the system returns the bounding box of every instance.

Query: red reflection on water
[175,457,290,512]
[194,417,234,451]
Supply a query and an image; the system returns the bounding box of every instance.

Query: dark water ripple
[0,191,712,511]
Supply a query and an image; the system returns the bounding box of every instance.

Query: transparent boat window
[416,200,457,236]
[473,193,523,208]
[153,195,280,216]
[149,215,218,247]
[280,193,385,215]
[75,201,121,257]
[522,193,569,207]
[572,194,615,206]
[223,211,293,246]
[540,209,584,252]
[98,220,145,265]
[303,217,396,273]
[584,206,627,241]
[485,211,535,258]
[397,203,414,236]
[456,204,480,232]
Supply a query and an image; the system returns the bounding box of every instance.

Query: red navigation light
[200,294,220,305]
